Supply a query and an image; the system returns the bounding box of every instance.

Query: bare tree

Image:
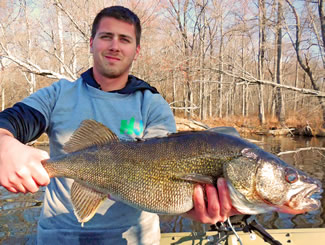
[258,0,267,125]
[286,0,325,126]
[275,0,285,125]
[0,58,4,110]
[166,0,194,118]
[319,0,325,52]
[1,0,325,127]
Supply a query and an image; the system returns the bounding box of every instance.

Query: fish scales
[42,120,323,225]
[47,131,244,213]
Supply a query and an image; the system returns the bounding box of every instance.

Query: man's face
[90,17,140,79]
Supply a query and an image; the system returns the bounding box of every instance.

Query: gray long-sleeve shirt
[1,68,177,244]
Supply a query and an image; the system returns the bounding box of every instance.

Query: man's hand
[0,131,50,193]
[185,178,241,224]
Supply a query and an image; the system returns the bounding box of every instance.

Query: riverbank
[175,116,325,137]
[31,116,325,146]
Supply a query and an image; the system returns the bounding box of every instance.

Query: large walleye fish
[42,120,323,225]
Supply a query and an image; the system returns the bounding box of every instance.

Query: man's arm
[0,102,47,143]
[0,102,50,193]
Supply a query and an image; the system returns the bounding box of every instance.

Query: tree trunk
[242,84,247,116]
[1,87,4,111]
[258,0,266,125]
[172,70,176,115]
[218,18,224,118]
[275,0,285,126]
[319,0,325,50]
[200,25,207,120]
[57,4,65,74]
[294,60,299,112]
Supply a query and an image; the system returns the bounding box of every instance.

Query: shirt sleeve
[0,80,62,144]
[142,92,177,139]
[0,102,46,144]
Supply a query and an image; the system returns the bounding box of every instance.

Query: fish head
[255,156,322,214]
[224,148,323,215]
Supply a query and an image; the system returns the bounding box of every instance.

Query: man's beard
[101,62,132,79]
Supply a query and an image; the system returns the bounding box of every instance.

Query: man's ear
[90,37,94,53]
[134,45,141,61]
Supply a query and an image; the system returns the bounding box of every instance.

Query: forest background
[1,0,325,135]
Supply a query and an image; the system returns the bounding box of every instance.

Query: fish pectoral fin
[63,119,119,153]
[71,181,107,225]
[178,174,214,185]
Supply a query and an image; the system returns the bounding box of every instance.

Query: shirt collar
[81,68,159,94]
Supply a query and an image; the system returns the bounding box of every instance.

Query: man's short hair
[91,6,141,46]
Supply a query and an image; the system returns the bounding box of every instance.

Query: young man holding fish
[0,6,238,244]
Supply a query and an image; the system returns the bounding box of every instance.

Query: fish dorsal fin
[71,181,107,227]
[63,120,119,153]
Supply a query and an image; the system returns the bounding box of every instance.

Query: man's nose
[109,38,119,51]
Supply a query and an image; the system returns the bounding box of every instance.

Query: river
[1,135,325,244]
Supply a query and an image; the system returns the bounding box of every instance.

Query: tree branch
[211,65,325,98]
[53,0,89,42]
[277,147,325,156]
[1,53,72,80]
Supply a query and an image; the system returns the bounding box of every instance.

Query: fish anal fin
[71,181,107,226]
[178,173,215,185]
[64,120,119,153]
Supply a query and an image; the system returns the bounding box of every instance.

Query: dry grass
[199,113,323,129]
[180,111,325,136]
[285,113,323,129]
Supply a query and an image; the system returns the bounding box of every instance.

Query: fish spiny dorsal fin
[71,181,107,226]
[63,119,119,153]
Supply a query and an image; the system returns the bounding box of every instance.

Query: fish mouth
[288,185,323,213]
[305,186,323,200]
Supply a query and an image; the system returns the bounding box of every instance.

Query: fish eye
[285,168,298,184]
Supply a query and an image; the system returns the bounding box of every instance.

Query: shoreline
[174,116,325,137]
[30,117,325,147]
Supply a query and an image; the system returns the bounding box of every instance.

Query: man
[0,6,237,244]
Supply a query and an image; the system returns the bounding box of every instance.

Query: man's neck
[93,71,129,92]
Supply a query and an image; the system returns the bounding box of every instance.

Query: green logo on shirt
[120,117,143,136]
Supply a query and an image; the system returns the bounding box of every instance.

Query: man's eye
[121,38,130,43]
